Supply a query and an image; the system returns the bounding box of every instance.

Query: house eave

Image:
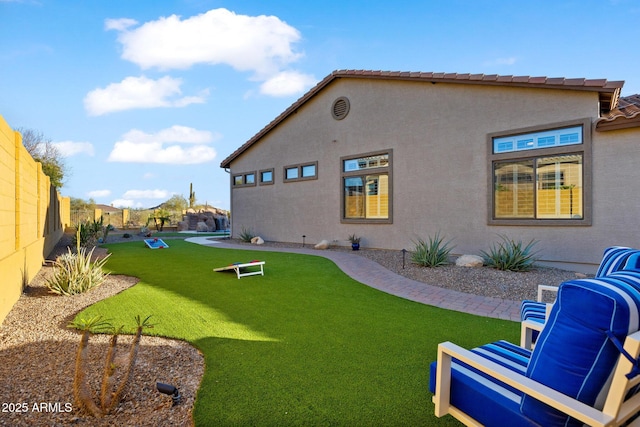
[220,70,625,169]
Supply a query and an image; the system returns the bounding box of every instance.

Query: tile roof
[596,94,640,131]
[220,70,626,168]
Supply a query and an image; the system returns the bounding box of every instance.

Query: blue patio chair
[431,271,640,427]
[520,246,640,349]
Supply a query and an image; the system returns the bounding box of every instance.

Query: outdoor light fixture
[402,249,407,269]
[302,235,306,247]
[156,382,181,405]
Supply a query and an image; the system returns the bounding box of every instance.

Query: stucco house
[220,70,640,272]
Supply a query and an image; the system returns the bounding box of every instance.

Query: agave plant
[411,232,455,267]
[46,247,111,295]
[238,226,256,242]
[481,234,539,272]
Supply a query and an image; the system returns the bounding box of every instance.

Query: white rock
[455,254,484,268]
[314,240,330,250]
[251,236,264,245]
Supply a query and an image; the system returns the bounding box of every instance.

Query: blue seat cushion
[596,246,640,277]
[623,252,640,273]
[429,340,539,427]
[520,300,546,323]
[522,273,640,426]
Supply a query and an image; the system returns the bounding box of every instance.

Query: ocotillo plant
[69,315,154,417]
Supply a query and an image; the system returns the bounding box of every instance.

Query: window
[488,119,591,225]
[284,161,318,182]
[232,171,256,187]
[259,169,274,185]
[341,150,392,223]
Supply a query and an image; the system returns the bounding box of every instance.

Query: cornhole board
[214,261,265,279]
[144,238,169,249]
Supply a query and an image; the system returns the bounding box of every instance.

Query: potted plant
[348,233,361,251]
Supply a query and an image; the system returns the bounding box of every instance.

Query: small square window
[232,171,257,187]
[286,168,299,179]
[284,161,318,182]
[260,170,273,183]
[301,164,316,177]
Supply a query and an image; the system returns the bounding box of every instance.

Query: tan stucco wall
[227,79,637,273]
[0,115,68,325]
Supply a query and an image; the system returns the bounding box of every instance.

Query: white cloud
[104,18,138,31]
[84,75,207,116]
[259,70,317,97]
[53,140,95,157]
[107,125,218,164]
[110,199,144,209]
[483,56,518,67]
[87,189,111,198]
[108,8,302,76]
[122,189,170,199]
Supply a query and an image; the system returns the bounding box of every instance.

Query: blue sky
[1,0,638,210]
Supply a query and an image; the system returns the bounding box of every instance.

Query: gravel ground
[0,232,585,426]
[0,234,203,427]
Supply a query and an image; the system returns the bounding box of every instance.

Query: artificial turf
[76,239,519,426]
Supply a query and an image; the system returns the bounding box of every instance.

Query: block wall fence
[0,115,70,325]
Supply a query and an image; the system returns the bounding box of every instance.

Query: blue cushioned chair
[520,246,640,349]
[431,271,640,427]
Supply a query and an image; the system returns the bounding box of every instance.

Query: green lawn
[76,239,519,426]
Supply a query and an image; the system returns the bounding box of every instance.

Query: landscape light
[156,382,181,405]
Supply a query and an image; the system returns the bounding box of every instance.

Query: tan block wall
[0,115,68,325]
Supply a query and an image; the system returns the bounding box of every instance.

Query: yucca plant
[411,233,455,267]
[481,234,539,272]
[46,247,111,295]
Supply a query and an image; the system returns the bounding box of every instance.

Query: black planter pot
[351,243,360,251]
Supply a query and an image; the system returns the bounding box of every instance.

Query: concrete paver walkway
[186,237,521,322]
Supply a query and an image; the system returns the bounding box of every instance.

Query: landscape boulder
[314,240,330,250]
[196,221,209,232]
[455,254,484,268]
[251,236,264,245]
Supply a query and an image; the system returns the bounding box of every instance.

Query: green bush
[411,233,454,267]
[46,247,111,295]
[481,235,539,271]
[73,217,105,248]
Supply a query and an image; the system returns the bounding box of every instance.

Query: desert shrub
[46,247,111,295]
[239,226,256,242]
[70,315,154,417]
[411,233,454,267]
[481,235,539,272]
[73,217,105,248]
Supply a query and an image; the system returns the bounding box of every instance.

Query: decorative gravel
[0,234,203,427]
[0,233,585,425]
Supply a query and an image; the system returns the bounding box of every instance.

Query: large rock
[177,221,189,231]
[314,240,330,250]
[196,221,209,232]
[456,254,484,268]
[251,236,264,245]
